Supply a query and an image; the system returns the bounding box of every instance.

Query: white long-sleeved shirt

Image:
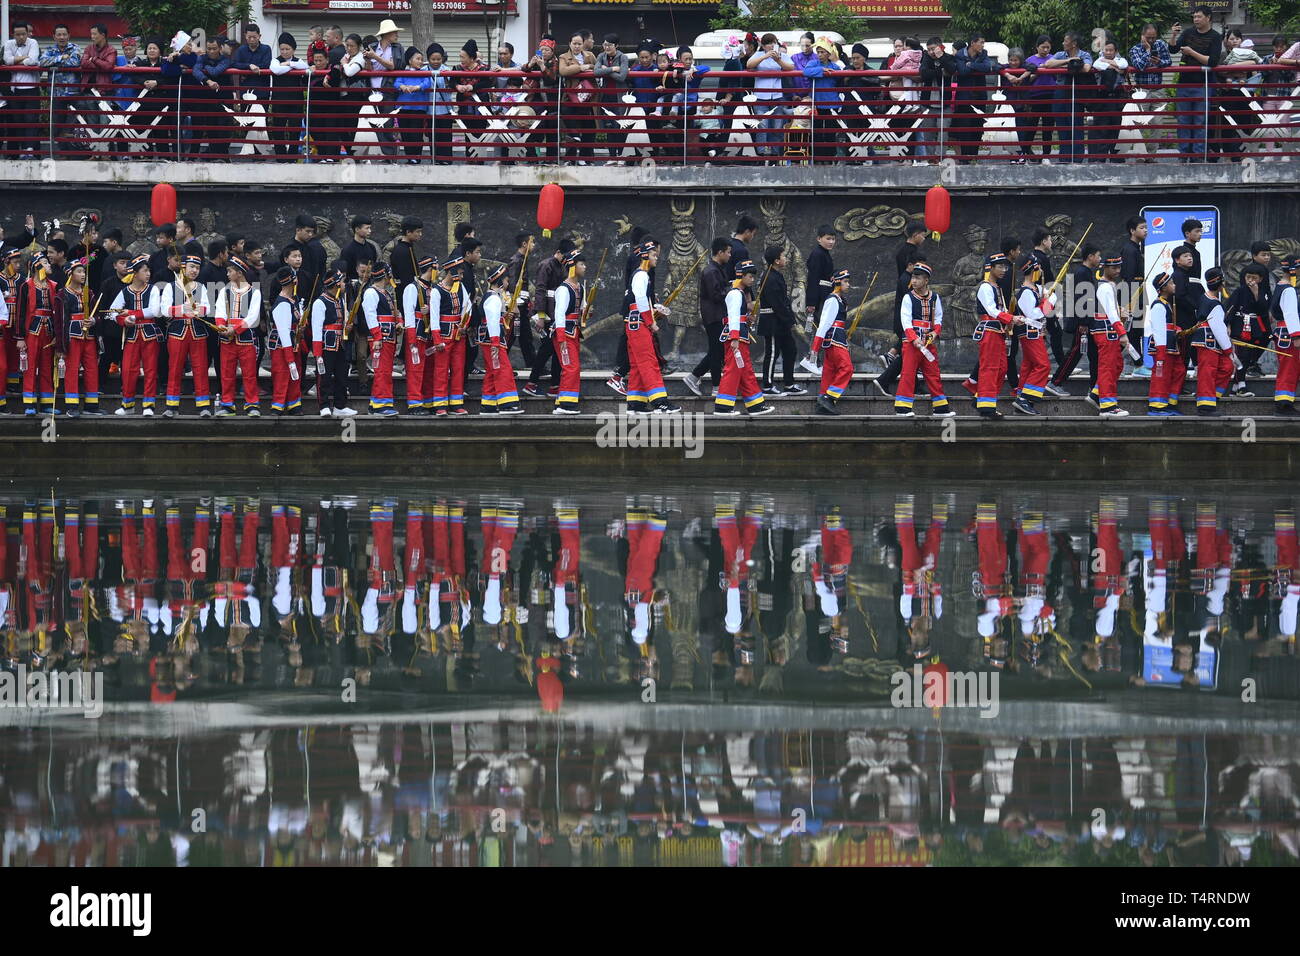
[402,282,424,331]
[310,295,345,346]
[1015,285,1045,329]
[1202,297,1231,350]
[553,281,575,326]
[361,286,382,333]
[724,286,747,338]
[812,294,841,349]
[158,280,212,319]
[109,286,161,318]
[1277,283,1299,336]
[976,281,1004,318]
[483,290,505,342]
[900,290,943,339]
[630,269,653,316]
[214,285,261,330]
[0,290,7,328]
[1146,298,1173,348]
[270,56,308,75]
[1096,279,1124,332]
[270,299,296,348]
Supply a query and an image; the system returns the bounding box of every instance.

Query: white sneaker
[683,373,703,396]
[333,407,358,417]
[552,406,581,415]
[1099,407,1130,417]
[320,407,333,417]
[142,408,154,417]
[114,406,129,417]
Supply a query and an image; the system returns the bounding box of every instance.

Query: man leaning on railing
[39,24,81,157]
[3,21,41,158]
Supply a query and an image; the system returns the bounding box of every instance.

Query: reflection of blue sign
[1143,638,1218,689]
[1141,206,1220,285]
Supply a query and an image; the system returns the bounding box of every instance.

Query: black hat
[1205,266,1224,289]
[371,262,391,280]
[735,259,757,275]
[277,32,295,50]
[417,255,438,273]
[294,214,315,230]
[851,43,869,59]
[425,42,445,61]
[228,255,253,280]
[912,261,933,277]
[1151,271,1175,292]
[462,38,478,58]
[636,38,658,54]
[1020,257,1040,276]
[488,262,509,284]
[1102,254,1123,269]
[405,46,424,65]
[400,216,423,233]
[3,247,23,262]
[831,268,850,284]
[182,254,203,268]
[635,239,658,259]
[1281,257,1298,275]
[985,252,1010,269]
[562,249,584,267]
[275,266,297,287]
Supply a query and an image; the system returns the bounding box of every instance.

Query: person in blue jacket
[801,38,844,161]
[951,36,995,162]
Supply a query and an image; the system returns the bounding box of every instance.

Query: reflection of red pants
[22,330,54,410]
[270,346,302,411]
[220,342,259,407]
[1195,347,1233,409]
[480,343,519,409]
[554,331,581,406]
[369,339,397,410]
[1275,340,1300,406]
[819,345,852,400]
[121,336,159,408]
[716,341,765,411]
[1090,335,1124,410]
[166,334,211,408]
[65,336,99,407]
[895,339,948,409]
[975,333,1007,411]
[1148,345,1186,410]
[1016,334,1050,402]
[626,322,666,408]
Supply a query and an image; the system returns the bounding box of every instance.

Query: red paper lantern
[537,183,564,238]
[151,183,177,228]
[924,184,950,240]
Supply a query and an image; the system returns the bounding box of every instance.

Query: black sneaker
[783,383,807,395]
[816,395,839,416]
[749,404,775,416]
[1278,403,1297,417]
[761,385,782,396]
[652,400,682,414]
[979,410,1005,420]
[1013,398,1039,416]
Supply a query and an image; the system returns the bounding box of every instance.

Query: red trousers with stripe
[121,336,159,407]
[554,330,581,405]
[64,337,99,406]
[220,342,259,407]
[819,345,852,400]
[370,340,397,408]
[166,334,211,407]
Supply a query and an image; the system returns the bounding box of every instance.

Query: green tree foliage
[942,0,1183,51]
[114,0,252,41]
[1250,0,1300,35]
[709,0,865,42]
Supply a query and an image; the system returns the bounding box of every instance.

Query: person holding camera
[746,33,793,160]
[916,38,956,162]
[1172,7,1222,160]
[1042,31,1093,162]
[951,36,994,163]
[364,20,404,95]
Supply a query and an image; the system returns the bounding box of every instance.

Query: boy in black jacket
[759,245,803,394]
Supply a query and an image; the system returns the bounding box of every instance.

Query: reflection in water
[3,721,1299,866]
[1,485,1299,865]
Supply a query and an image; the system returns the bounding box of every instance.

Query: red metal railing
[0,63,1295,165]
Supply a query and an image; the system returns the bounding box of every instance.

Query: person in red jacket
[57,258,103,417]
[17,252,62,416]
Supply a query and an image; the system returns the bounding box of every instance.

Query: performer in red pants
[402,255,438,414]
[478,262,523,413]
[625,507,666,653]
[812,269,853,415]
[1145,271,1186,416]
[551,249,585,414]
[1088,255,1139,416]
[973,253,1014,420]
[714,259,773,416]
[17,253,60,416]
[1011,258,1052,416]
[268,267,303,415]
[110,256,162,416]
[1191,267,1237,416]
[363,263,400,416]
[57,259,103,417]
[624,239,678,413]
[214,256,261,415]
[894,261,952,417]
[1272,257,1299,415]
[160,255,213,417]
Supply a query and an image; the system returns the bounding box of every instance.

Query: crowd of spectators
[0,8,1296,164]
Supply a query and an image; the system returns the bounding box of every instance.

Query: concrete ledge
[3,411,1295,480]
[6,156,1294,194]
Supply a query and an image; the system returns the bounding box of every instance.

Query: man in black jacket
[951,37,994,162]
[728,216,758,281]
[759,245,803,394]
[388,216,423,301]
[684,237,732,396]
[917,38,956,161]
[1120,216,1147,373]
[524,238,575,396]
[804,224,837,328]
[1171,244,1202,374]
[1049,244,1100,394]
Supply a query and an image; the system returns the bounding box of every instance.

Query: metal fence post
[47,74,55,160]
[175,77,182,162]
[1202,66,1209,163]
[556,75,563,165]
[303,71,312,163]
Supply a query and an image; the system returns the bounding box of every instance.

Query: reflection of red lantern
[922,657,948,708]
[924,185,950,241]
[536,653,564,713]
[537,183,564,238]
[151,183,177,227]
